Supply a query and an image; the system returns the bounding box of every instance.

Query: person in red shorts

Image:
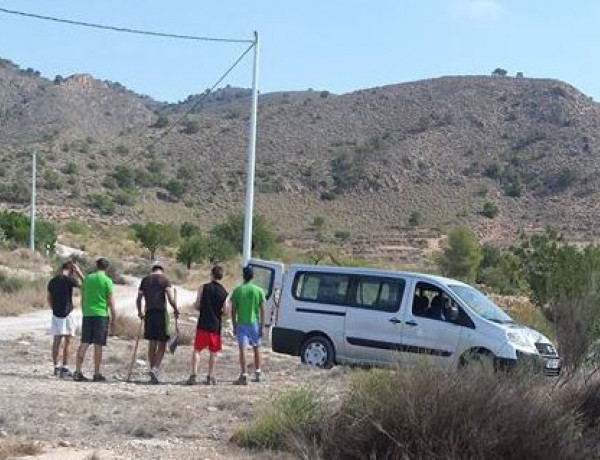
[186,265,228,385]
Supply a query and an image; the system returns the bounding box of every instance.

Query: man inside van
[231,266,266,385]
[47,261,84,378]
[74,258,116,382]
[137,261,179,384]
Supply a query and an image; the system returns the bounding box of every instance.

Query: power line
[124,40,256,161]
[0,6,254,44]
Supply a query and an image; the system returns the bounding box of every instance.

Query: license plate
[546,359,560,369]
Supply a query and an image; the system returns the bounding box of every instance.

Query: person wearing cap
[136,261,179,384]
[74,258,116,382]
[231,266,267,385]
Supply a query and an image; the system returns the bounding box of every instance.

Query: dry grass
[0,278,46,316]
[0,439,43,459]
[111,313,195,346]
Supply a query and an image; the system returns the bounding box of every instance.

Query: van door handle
[405,320,418,327]
[389,317,402,324]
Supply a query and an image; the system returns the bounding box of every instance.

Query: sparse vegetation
[408,210,423,227]
[131,222,178,260]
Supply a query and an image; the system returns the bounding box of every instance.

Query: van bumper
[272,327,305,356]
[496,352,562,377]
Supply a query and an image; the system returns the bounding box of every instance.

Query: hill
[2,56,600,260]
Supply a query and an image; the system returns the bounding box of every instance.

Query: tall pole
[242,31,260,267]
[29,151,36,252]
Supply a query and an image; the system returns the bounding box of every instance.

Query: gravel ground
[0,331,348,459]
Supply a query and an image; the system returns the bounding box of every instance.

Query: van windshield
[449,285,514,324]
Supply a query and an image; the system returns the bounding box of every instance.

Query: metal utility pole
[29,151,36,252]
[242,31,260,267]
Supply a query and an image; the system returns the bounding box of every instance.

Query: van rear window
[293,272,350,305]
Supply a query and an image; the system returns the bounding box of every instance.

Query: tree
[437,227,482,282]
[132,222,177,260]
[177,234,235,269]
[210,213,277,258]
[180,221,200,239]
[177,236,204,269]
[181,118,200,135]
[492,68,508,77]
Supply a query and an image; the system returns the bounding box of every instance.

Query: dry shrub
[111,314,142,340]
[316,367,586,460]
[0,278,46,316]
[0,439,43,458]
[233,387,327,450]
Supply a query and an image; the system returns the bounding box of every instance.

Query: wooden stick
[126,319,143,382]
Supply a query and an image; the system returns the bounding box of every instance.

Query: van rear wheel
[300,336,335,369]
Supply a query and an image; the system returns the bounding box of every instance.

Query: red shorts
[194,330,222,353]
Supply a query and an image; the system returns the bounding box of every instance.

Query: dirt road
[0,276,197,340]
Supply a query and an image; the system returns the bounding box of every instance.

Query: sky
[0,0,598,102]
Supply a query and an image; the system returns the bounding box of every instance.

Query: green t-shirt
[231,282,266,325]
[82,271,115,317]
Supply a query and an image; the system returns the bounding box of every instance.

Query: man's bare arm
[71,263,85,284]
[47,292,53,310]
[166,286,179,318]
[193,286,203,312]
[108,293,116,329]
[136,291,144,319]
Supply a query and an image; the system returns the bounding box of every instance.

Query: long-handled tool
[168,288,181,354]
[126,318,143,382]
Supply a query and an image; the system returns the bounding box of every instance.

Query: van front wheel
[300,336,335,369]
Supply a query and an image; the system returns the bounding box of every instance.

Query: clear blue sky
[0,0,598,102]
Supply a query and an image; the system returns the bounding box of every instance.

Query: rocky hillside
[1,56,600,252]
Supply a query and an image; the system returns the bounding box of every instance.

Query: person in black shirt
[47,261,84,378]
[186,265,228,385]
[136,261,179,384]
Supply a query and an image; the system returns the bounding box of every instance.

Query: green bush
[482,201,500,218]
[42,169,63,190]
[152,115,169,128]
[334,230,351,241]
[62,221,89,235]
[112,190,137,206]
[0,211,56,252]
[62,161,77,175]
[437,226,482,282]
[166,179,186,200]
[0,182,29,204]
[88,194,115,216]
[408,210,423,227]
[233,387,326,450]
[180,221,200,239]
[111,165,135,189]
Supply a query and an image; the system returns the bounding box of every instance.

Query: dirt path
[0,276,197,340]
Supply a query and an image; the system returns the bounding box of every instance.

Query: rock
[136,359,147,366]
[58,440,72,447]
[207,406,218,412]
[0,430,8,438]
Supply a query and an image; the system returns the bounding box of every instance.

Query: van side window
[355,277,405,312]
[249,264,274,300]
[412,282,453,322]
[294,272,350,305]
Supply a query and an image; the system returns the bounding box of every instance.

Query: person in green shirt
[231,266,267,385]
[73,258,117,382]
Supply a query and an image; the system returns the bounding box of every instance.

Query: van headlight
[506,331,532,348]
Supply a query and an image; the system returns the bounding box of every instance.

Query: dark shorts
[81,317,109,346]
[144,309,169,342]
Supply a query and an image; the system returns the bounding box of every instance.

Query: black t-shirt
[139,273,172,311]
[47,274,79,318]
[197,281,228,333]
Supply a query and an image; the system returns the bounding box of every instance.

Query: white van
[247,260,561,375]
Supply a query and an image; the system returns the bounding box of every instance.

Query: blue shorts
[237,323,261,347]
